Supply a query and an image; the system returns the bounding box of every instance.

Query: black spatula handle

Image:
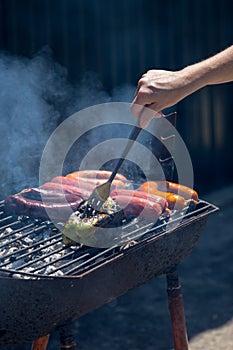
[108,121,142,184]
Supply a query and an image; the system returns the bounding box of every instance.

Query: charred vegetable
[63,197,125,247]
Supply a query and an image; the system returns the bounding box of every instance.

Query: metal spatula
[81,120,142,218]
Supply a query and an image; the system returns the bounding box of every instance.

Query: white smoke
[0,48,136,198]
[0,48,71,196]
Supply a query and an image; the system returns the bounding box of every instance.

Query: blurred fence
[0,0,233,194]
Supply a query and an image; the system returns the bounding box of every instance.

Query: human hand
[131,46,233,128]
[131,69,187,127]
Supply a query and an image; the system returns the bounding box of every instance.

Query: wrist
[178,63,209,95]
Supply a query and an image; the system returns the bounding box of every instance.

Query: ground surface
[2,185,233,350]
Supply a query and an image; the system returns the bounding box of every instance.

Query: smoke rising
[0,48,136,198]
[0,48,68,197]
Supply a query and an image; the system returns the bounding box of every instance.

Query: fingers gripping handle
[131,99,164,128]
[138,109,164,128]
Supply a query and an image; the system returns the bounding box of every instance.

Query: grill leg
[166,267,189,350]
[57,322,78,350]
[31,335,50,350]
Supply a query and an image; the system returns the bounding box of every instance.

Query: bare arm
[131,45,233,126]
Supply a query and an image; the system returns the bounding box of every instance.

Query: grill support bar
[166,266,189,350]
[58,322,78,350]
[31,335,50,350]
[31,323,77,350]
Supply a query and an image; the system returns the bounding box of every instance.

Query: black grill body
[0,201,217,345]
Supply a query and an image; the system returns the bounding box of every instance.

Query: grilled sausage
[110,189,168,211]
[49,177,130,199]
[139,182,187,210]
[66,170,127,182]
[19,187,83,202]
[4,194,84,221]
[65,174,128,190]
[112,195,163,220]
[154,181,198,201]
[41,181,91,199]
[50,176,97,193]
[51,176,82,187]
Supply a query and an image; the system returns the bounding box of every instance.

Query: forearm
[131,45,233,126]
[180,45,233,94]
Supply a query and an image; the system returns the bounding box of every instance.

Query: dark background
[0,0,233,196]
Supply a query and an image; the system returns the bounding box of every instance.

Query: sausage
[50,176,97,193]
[41,181,90,199]
[51,176,84,187]
[154,181,198,201]
[66,175,128,190]
[166,181,198,201]
[110,189,168,211]
[66,170,127,182]
[112,195,163,221]
[52,176,127,190]
[139,182,187,210]
[19,187,83,202]
[4,194,84,221]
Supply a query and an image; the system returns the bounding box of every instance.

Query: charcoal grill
[0,112,219,350]
[0,199,218,349]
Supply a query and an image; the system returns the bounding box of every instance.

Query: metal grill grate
[0,200,217,279]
